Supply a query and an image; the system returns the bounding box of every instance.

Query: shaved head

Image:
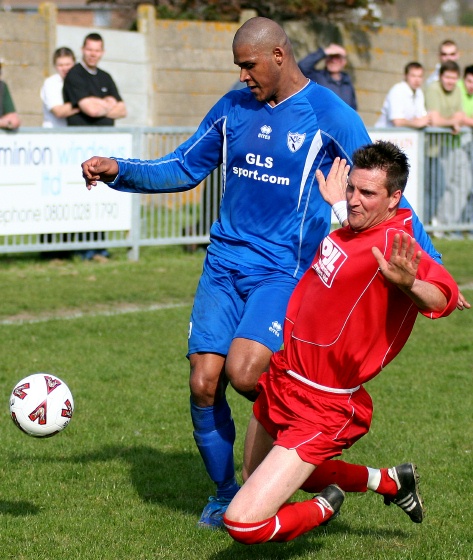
[232,16,305,106]
[233,17,292,56]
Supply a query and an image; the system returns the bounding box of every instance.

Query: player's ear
[273,47,284,65]
[389,189,402,210]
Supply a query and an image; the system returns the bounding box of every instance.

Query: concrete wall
[0,7,53,126]
[56,24,150,127]
[3,4,473,128]
[144,17,240,126]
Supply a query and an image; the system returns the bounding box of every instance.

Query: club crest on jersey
[287,132,306,153]
[258,125,272,140]
[312,237,347,287]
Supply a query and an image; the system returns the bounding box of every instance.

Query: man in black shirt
[63,33,126,126]
[64,33,126,259]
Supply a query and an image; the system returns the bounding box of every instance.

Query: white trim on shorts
[286,369,360,394]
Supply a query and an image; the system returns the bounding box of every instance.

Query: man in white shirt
[375,62,431,129]
[41,47,79,128]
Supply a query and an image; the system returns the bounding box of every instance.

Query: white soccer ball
[9,373,74,438]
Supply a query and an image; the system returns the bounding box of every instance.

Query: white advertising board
[369,129,421,214]
[0,132,133,235]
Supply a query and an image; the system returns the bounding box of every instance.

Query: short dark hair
[404,61,423,75]
[439,60,460,76]
[464,65,473,78]
[352,141,410,195]
[53,47,75,64]
[83,33,103,47]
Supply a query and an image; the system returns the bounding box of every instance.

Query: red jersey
[283,209,458,390]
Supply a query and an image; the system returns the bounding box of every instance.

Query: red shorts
[253,359,373,465]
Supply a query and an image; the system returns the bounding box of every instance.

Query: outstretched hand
[456,291,471,311]
[372,233,421,289]
[81,157,119,190]
[316,157,350,206]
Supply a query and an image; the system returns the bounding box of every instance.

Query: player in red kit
[223,141,460,545]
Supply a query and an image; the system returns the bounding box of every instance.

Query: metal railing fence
[424,128,473,235]
[0,126,471,260]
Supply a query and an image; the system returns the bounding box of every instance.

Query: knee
[223,514,272,545]
[189,356,226,407]
[225,342,271,399]
[225,361,262,398]
[189,370,218,406]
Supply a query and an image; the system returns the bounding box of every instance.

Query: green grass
[0,242,471,559]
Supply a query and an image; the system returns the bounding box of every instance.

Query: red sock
[375,468,398,497]
[224,498,333,544]
[301,460,369,493]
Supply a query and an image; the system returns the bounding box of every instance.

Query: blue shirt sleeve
[107,97,230,194]
[399,195,442,264]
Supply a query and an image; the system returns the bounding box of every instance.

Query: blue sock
[191,397,240,501]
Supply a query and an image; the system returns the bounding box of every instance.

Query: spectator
[426,60,464,134]
[425,60,469,231]
[0,61,20,130]
[375,62,431,129]
[458,64,473,126]
[457,65,473,226]
[426,39,459,86]
[63,32,126,126]
[39,48,81,258]
[64,32,127,260]
[41,47,79,128]
[298,44,357,110]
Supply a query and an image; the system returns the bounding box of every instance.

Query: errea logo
[312,237,347,287]
[258,125,272,140]
[269,320,282,337]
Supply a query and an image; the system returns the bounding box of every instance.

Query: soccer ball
[9,373,74,438]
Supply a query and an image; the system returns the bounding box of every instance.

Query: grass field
[0,241,471,560]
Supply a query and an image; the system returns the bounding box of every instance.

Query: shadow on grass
[0,500,39,516]
[7,444,411,555]
[53,444,215,516]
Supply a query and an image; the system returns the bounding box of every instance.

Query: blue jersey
[109,80,441,276]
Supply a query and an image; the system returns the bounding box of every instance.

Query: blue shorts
[188,253,298,356]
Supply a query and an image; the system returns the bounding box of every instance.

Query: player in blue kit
[81,17,443,529]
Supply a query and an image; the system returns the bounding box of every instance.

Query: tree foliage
[89,0,393,24]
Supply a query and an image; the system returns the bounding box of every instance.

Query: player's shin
[301,460,369,493]
[224,497,338,544]
[191,397,240,500]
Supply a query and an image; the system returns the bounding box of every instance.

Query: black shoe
[384,463,425,523]
[315,484,345,525]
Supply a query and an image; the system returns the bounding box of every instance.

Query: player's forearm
[399,279,447,312]
[109,157,199,194]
